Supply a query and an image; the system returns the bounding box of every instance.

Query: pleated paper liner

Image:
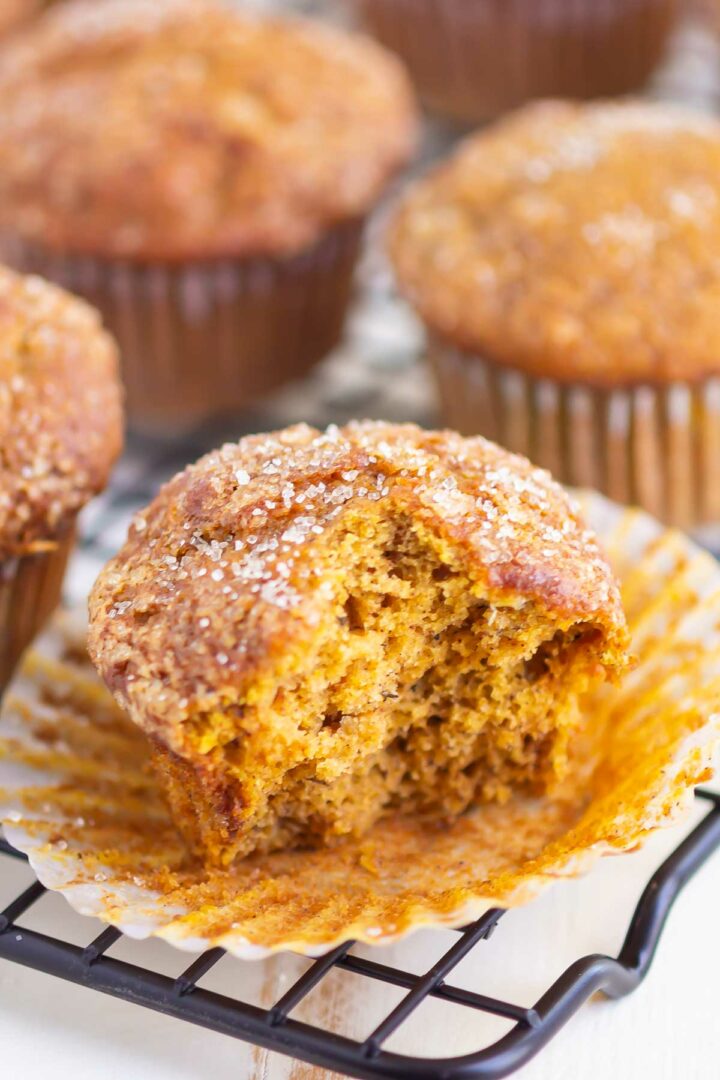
[431,341,720,533]
[1,492,719,959]
[356,0,677,123]
[0,529,74,699]
[0,221,362,432]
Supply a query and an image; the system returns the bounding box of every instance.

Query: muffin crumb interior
[157,505,607,864]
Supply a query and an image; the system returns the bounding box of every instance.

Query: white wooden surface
[2,789,718,1080]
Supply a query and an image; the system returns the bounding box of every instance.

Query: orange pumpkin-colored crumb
[88,422,629,866]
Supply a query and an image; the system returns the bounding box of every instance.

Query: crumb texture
[0,0,417,259]
[0,264,122,558]
[88,422,628,864]
[391,99,720,384]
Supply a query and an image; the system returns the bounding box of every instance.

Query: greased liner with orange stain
[0,492,718,958]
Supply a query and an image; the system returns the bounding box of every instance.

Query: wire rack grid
[1,789,720,1080]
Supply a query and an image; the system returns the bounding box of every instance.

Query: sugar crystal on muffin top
[390,100,720,385]
[0,0,417,259]
[0,264,122,558]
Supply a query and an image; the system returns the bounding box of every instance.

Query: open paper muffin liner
[1,492,719,958]
[431,341,720,532]
[1,221,363,431]
[357,0,677,123]
[0,529,74,699]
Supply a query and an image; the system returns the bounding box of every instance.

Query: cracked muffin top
[390,99,720,385]
[0,264,123,557]
[88,421,628,752]
[0,0,417,260]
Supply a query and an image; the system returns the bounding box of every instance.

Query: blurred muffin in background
[0,0,417,432]
[0,263,122,697]
[390,99,720,530]
[356,0,679,123]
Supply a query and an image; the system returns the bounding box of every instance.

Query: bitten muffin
[390,100,720,530]
[0,0,417,430]
[88,422,629,867]
[0,264,122,695]
[355,0,678,124]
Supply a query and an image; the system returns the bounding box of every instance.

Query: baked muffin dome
[0,264,122,557]
[0,0,417,259]
[89,422,629,866]
[390,100,720,386]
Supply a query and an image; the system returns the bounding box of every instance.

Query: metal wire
[1,789,718,1079]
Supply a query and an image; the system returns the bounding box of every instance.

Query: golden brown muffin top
[88,421,627,750]
[0,0,417,260]
[0,264,123,558]
[391,100,720,386]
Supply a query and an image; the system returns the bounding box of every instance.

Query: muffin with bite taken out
[88,421,628,867]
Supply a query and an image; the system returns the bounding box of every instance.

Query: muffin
[0,0,417,431]
[390,100,720,530]
[355,0,678,124]
[88,421,629,867]
[0,264,122,696]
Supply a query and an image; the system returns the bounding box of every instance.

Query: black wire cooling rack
[1,787,719,1080]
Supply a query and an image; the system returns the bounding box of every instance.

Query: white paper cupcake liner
[431,341,720,532]
[1,222,363,431]
[0,530,74,698]
[0,492,718,958]
[357,0,677,123]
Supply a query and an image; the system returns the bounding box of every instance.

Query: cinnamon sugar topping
[0,264,122,558]
[0,0,417,259]
[391,100,720,385]
[89,421,626,752]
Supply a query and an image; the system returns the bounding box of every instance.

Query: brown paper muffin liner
[0,530,73,699]
[431,341,720,532]
[1,221,363,431]
[1,493,718,958]
[357,0,678,123]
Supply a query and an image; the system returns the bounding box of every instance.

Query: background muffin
[88,421,628,866]
[355,0,679,124]
[390,99,720,530]
[0,0,417,430]
[0,264,122,694]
